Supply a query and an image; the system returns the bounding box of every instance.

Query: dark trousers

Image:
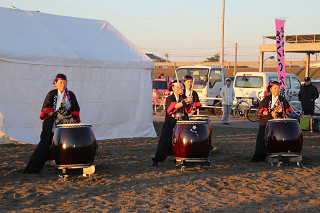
[152,117,176,163]
[303,109,314,115]
[251,125,267,162]
[24,132,54,174]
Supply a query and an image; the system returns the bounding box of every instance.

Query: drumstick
[174,69,180,88]
[191,77,195,95]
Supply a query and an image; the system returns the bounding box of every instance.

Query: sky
[1,0,320,62]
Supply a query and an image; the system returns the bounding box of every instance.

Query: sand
[1,120,320,212]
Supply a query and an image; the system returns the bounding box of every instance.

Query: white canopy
[0,7,156,143]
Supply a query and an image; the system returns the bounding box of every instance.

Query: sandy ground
[1,118,320,212]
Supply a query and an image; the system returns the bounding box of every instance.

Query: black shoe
[251,155,266,162]
[23,169,40,174]
[152,160,158,167]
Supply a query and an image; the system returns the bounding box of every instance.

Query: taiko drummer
[251,80,292,162]
[24,74,80,174]
[183,75,202,115]
[152,80,193,167]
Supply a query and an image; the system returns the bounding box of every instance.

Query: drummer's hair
[267,80,280,92]
[169,80,181,91]
[183,75,193,82]
[53,74,67,83]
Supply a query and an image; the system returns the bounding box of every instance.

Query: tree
[204,53,220,62]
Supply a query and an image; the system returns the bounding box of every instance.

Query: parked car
[233,72,301,103]
[152,78,170,97]
[174,65,227,109]
[152,78,173,115]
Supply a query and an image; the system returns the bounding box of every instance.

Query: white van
[175,65,226,108]
[233,72,301,102]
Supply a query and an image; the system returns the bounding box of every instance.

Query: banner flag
[275,18,286,97]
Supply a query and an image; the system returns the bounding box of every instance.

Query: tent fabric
[0,7,156,143]
[0,7,154,68]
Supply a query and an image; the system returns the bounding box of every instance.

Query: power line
[33,0,212,21]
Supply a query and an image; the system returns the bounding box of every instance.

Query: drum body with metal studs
[265,118,303,154]
[52,124,97,165]
[172,120,210,158]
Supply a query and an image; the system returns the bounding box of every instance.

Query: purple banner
[275,19,286,97]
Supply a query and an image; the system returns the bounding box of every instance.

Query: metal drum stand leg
[175,158,210,171]
[267,153,303,168]
[56,164,96,181]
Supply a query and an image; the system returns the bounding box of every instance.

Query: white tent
[0,7,156,144]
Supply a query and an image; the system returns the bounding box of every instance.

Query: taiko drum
[265,118,303,154]
[172,120,210,158]
[52,124,97,165]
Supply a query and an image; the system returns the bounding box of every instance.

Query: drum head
[268,118,298,123]
[189,115,210,120]
[56,123,92,128]
[176,120,206,124]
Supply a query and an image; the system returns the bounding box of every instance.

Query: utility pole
[233,43,237,76]
[164,53,169,62]
[220,0,225,65]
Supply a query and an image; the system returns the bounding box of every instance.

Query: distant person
[251,81,292,162]
[220,78,235,125]
[152,80,192,167]
[183,75,202,115]
[159,74,165,79]
[298,77,319,115]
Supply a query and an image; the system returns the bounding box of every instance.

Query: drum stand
[266,153,302,168]
[175,158,210,171]
[55,164,95,181]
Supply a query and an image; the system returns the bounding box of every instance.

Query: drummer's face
[184,80,192,90]
[56,79,67,92]
[172,84,183,95]
[270,85,280,97]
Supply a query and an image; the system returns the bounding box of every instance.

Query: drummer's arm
[174,102,184,108]
[174,98,189,108]
[263,110,276,117]
[174,96,192,108]
[47,112,65,120]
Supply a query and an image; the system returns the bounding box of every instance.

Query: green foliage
[204,53,220,62]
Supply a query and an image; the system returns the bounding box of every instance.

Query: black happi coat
[152,93,192,163]
[258,94,292,126]
[24,89,80,174]
[252,94,292,162]
[298,83,319,111]
[183,89,202,110]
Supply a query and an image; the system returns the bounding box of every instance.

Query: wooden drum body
[52,124,97,165]
[172,120,210,159]
[188,115,212,140]
[265,118,303,154]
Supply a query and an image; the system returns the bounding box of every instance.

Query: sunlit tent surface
[0,7,156,143]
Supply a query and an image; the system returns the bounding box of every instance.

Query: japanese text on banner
[275,19,286,97]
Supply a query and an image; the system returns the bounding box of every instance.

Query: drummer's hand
[69,118,76,124]
[189,110,195,115]
[187,96,193,103]
[271,111,277,118]
[57,113,64,121]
